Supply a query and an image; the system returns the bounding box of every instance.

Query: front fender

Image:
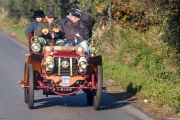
[88,55,102,79]
[24,53,43,83]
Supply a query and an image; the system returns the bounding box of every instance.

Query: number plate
[62,76,70,86]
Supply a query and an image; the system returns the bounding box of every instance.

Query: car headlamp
[79,61,88,70]
[45,56,54,71]
[46,61,54,69]
[31,43,41,52]
[78,57,88,70]
[89,44,98,53]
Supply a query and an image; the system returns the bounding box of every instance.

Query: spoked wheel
[94,65,103,110]
[24,62,28,103]
[28,64,34,109]
[86,91,94,106]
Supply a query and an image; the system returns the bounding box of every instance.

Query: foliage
[0,0,151,31]
[96,26,180,116]
[20,0,42,20]
[157,0,180,52]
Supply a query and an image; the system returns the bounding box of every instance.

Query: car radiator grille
[52,57,78,76]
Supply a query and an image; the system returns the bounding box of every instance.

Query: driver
[36,10,64,49]
[59,6,95,60]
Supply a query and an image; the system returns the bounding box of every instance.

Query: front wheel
[94,65,103,110]
[24,62,28,103]
[24,89,28,103]
[28,64,34,109]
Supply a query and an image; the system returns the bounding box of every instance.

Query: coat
[59,13,95,44]
[36,19,64,42]
[25,19,38,35]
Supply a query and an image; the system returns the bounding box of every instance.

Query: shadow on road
[33,93,87,109]
[33,89,137,110]
[100,91,137,110]
[98,81,140,110]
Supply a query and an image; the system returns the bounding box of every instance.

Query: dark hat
[69,6,79,13]
[46,10,55,18]
[70,6,81,18]
[33,10,45,18]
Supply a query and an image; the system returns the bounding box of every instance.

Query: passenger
[36,10,64,49]
[59,6,95,60]
[25,10,45,41]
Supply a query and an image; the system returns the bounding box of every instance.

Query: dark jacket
[59,13,95,44]
[36,19,64,42]
[25,19,38,35]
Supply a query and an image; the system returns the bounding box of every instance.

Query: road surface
[0,31,156,120]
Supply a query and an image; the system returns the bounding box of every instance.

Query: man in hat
[59,6,95,60]
[25,10,45,41]
[36,10,64,50]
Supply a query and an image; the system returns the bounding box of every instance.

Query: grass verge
[0,13,27,39]
[95,26,180,117]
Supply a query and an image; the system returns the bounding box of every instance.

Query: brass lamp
[88,38,98,57]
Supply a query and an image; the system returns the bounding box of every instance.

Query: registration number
[62,76,70,86]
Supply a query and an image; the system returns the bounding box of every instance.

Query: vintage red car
[19,31,106,110]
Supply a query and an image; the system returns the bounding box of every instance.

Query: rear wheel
[94,65,103,110]
[28,64,34,109]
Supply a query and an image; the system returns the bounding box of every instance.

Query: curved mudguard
[24,53,43,84]
[88,55,102,78]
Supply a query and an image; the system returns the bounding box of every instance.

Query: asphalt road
[0,31,156,120]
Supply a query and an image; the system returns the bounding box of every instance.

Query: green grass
[96,27,180,116]
[0,15,27,39]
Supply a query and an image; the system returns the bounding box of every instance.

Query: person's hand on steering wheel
[53,28,60,32]
[42,29,49,35]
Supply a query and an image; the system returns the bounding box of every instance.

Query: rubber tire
[24,62,28,103]
[86,91,94,106]
[94,65,103,110]
[28,64,34,109]
[24,89,28,103]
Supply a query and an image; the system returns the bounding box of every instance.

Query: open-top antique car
[19,30,106,110]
